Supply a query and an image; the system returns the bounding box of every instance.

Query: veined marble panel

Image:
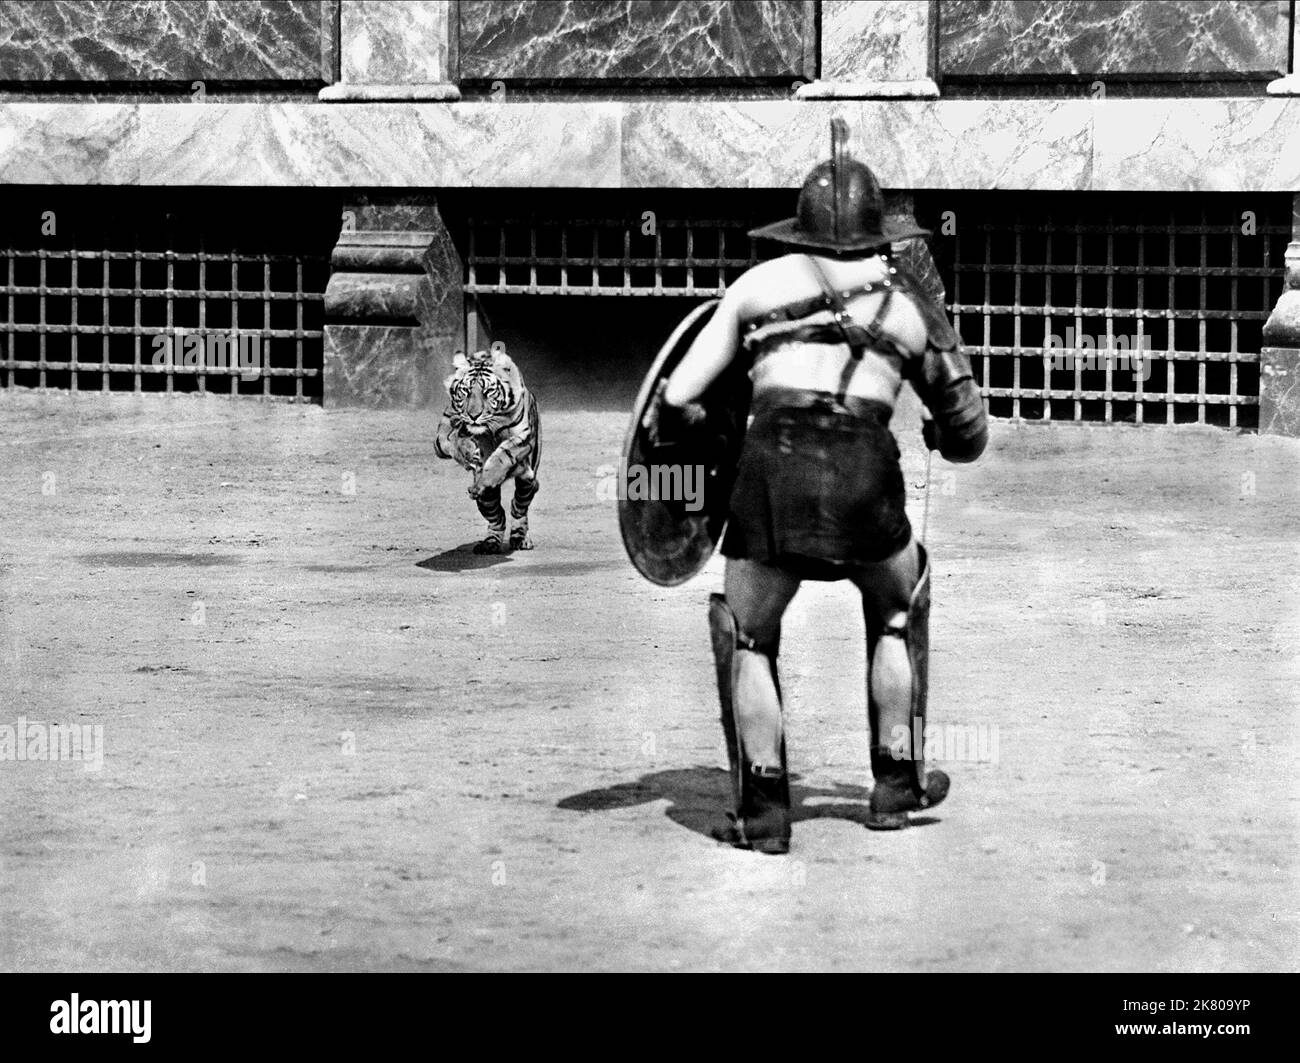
[2,99,1300,191]
[619,100,1095,190]
[0,0,334,84]
[458,0,812,81]
[1091,98,1300,190]
[939,0,1289,78]
[0,102,138,182]
[340,0,451,85]
[821,0,931,83]
[136,102,622,187]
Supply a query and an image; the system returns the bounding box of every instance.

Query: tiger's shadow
[558,766,938,840]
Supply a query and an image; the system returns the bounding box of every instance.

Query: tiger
[434,341,541,554]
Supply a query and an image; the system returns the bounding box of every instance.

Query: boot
[867,747,948,831]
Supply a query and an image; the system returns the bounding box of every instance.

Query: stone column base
[322,200,464,409]
[795,78,939,100]
[325,324,444,407]
[1259,347,1300,436]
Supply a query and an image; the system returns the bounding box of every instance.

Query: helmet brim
[747,216,931,254]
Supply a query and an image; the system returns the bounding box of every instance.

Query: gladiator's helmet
[749,118,929,255]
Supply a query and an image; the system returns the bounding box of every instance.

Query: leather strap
[741,284,877,335]
[805,256,899,406]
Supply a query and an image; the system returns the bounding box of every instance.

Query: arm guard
[890,235,949,310]
[890,248,989,464]
[917,348,988,464]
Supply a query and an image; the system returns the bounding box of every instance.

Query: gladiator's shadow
[416,544,514,572]
[558,766,940,840]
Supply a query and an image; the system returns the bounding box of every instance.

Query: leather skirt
[720,389,912,580]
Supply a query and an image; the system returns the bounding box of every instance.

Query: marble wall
[6,98,1300,192]
[820,0,933,83]
[938,0,1289,78]
[0,0,335,85]
[339,0,452,86]
[457,0,814,81]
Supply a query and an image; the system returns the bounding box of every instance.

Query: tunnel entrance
[442,189,791,411]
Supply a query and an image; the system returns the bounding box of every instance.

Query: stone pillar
[797,0,938,99]
[1259,196,1300,435]
[323,196,463,407]
[319,0,460,101]
[1266,4,1299,94]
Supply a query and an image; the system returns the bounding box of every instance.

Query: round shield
[618,300,752,586]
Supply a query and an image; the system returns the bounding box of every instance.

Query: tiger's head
[445,341,526,436]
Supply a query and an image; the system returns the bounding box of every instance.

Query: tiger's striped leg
[473,484,507,554]
[509,470,539,551]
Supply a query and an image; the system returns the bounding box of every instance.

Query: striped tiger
[434,341,541,554]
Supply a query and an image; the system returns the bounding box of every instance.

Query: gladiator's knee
[879,610,909,641]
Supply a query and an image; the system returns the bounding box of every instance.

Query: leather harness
[741,258,910,408]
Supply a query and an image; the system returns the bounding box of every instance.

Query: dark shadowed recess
[0,187,340,402]
[438,188,794,413]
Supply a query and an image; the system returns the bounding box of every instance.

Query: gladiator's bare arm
[663,293,743,406]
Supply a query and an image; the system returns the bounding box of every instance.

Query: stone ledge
[795,79,940,100]
[318,83,461,102]
[1,98,1297,191]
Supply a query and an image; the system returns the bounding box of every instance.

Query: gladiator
[643,120,988,854]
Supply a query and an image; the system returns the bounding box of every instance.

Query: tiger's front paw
[509,531,534,551]
[455,434,482,469]
[473,536,505,555]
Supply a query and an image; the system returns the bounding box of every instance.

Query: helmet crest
[748,119,930,255]
[831,117,849,244]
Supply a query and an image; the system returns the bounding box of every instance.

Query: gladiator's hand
[645,381,707,448]
[922,418,940,452]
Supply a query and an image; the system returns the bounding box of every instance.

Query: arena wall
[0,0,1296,430]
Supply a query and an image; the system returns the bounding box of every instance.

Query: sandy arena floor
[0,388,1297,971]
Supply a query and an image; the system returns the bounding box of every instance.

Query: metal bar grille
[941,195,1288,428]
[1,194,331,401]
[464,216,763,297]
[457,192,1286,430]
